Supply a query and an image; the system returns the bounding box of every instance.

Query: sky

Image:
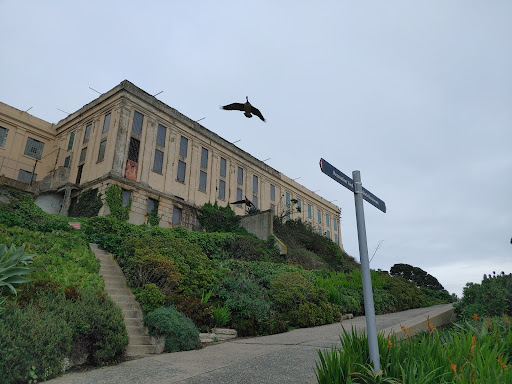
[1,1,511,297]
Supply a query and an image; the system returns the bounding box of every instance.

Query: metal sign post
[319,158,385,372]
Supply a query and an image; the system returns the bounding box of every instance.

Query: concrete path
[45,304,454,384]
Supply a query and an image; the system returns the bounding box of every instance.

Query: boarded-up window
[156,124,166,147]
[18,169,36,184]
[177,160,186,182]
[153,150,163,173]
[0,126,8,147]
[199,170,207,192]
[172,207,182,225]
[220,157,226,177]
[122,190,131,207]
[218,179,225,199]
[179,136,188,157]
[24,137,44,160]
[128,137,140,162]
[83,123,92,143]
[97,140,106,162]
[132,111,144,135]
[103,113,111,133]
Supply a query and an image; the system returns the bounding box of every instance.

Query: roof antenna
[196,117,206,122]
[25,107,33,112]
[57,108,70,115]
[89,87,102,95]
[153,91,164,97]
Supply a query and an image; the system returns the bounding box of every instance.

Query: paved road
[46,304,452,384]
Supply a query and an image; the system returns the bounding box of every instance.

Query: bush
[143,306,201,353]
[134,284,166,313]
[269,271,340,327]
[170,293,214,332]
[455,273,512,319]
[68,188,103,218]
[105,184,130,221]
[197,202,242,233]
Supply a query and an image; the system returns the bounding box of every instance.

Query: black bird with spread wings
[221,97,265,122]
[230,196,254,208]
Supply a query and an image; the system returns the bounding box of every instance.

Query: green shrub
[455,273,512,319]
[127,252,181,295]
[134,283,166,313]
[143,306,201,352]
[269,271,340,327]
[212,306,231,327]
[0,301,72,383]
[68,188,103,218]
[170,293,214,332]
[197,202,242,233]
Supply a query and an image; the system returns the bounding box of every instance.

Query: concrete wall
[240,210,273,240]
[35,193,64,214]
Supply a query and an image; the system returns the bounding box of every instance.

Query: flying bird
[230,196,254,208]
[221,97,265,122]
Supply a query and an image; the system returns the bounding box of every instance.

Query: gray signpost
[319,158,386,372]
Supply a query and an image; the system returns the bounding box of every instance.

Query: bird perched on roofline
[221,96,265,122]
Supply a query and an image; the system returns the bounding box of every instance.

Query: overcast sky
[1,1,511,297]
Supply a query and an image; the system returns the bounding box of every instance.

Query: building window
[326,214,330,228]
[64,156,70,167]
[218,179,226,199]
[0,126,8,147]
[326,230,330,238]
[122,190,131,207]
[200,147,208,169]
[172,207,182,226]
[153,149,164,173]
[253,175,258,194]
[308,204,312,218]
[103,113,111,133]
[132,111,144,135]
[220,157,226,177]
[18,169,36,184]
[317,209,321,223]
[177,160,186,182]
[199,170,207,192]
[79,148,87,163]
[83,123,92,143]
[270,184,275,201]
[335,234,338,245]
[128,137,140,162]
[179,136,188,157]
[286,192,290,207]
[24,137,44,160]
[76,164,84,184]
[97,140,107,162]
[67,131,75,151]
[318,226,322,235]
[334,219,337,231]
[237,167,243,185]
[297,199,302,212]
[147,198,157,214]
[156,124,166,147]
[236,188,242,204]
[253,195,258,209]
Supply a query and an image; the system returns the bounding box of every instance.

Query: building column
[59,185,73,216]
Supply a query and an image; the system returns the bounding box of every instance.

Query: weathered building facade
[0,81,343,247]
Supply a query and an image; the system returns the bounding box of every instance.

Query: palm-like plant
[0,244,35,314]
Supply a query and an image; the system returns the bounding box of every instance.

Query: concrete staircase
[89,243,164,356]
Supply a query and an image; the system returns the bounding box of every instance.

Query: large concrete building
[0,80,343,247]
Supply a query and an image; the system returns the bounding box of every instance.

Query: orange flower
[387,336,392,349]
[505,314,510,325]
[427,316,435,332]
[487,316,492,330]
[498,354,508,370]
[449,359,457,374]
[401,325,411,337]
[470,336,476,357]
[472,313,479,320]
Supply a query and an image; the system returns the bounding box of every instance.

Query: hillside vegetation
[0,188,452,382]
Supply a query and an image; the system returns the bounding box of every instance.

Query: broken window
[128,137,140,162]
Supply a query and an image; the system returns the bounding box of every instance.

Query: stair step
[125,317,144,327]
[123,309,141,318]
[109,295,134,303]
[105,281,128,289]
[106,287,131,296]
[129,334,153,345]
[126,344,160,356]
[127,325,148,336]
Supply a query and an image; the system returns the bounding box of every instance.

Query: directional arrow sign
[319,158,386,213]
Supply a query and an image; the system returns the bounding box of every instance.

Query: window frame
[0,126,8,147]
[24,137,44,160]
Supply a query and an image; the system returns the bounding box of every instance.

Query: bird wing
[230,199,246,205]
[250,106,265,122]
[246,199,254,207]
[221,103,245,111]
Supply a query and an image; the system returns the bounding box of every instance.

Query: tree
[390,263,445,291]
